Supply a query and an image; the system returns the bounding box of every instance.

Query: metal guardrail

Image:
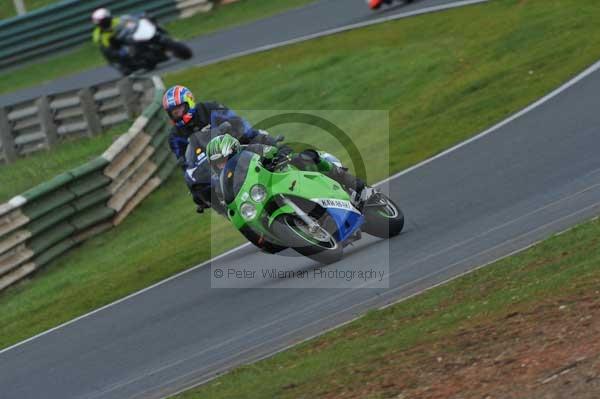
[0,77,156,163]
[0,76,178,291]
[0,0,214,70]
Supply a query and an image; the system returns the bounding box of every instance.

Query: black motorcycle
[111,15,192,75]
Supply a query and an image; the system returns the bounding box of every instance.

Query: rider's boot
[326,165,376,209]
[189,184,210,214]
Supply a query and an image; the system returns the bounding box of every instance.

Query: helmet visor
[99,17,112,29]
[209,154,228,174]
[169,103,188,120]
[215,159,228,170]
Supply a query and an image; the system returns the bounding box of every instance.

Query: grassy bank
[2,0,600,351]
[173,216,600,399]
[0,0,315,95]
[0,0,57,20]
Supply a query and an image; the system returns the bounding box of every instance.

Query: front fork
[279,195,321,234]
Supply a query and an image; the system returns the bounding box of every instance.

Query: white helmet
[92,8,112,29]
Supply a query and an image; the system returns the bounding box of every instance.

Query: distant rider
[162,85,283,214]
[91,8,132,75]
[368,0,413,10]
[205,134,376,209]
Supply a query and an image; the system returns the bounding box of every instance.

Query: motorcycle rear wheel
[362,193,404,238]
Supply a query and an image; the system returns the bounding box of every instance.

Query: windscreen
[220,151,255,205]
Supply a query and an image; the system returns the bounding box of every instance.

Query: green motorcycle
[216,149,404,264]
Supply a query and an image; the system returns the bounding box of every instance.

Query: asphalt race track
[4,1,600,399]
[0,0,471,106]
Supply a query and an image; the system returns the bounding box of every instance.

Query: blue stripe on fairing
[326,208,364,242]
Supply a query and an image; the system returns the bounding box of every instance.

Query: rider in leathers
[163,85,282,214]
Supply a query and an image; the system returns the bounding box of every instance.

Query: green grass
[0,0,315,94]
[0,0,58,20]
[2,0,600,354]
[172,216,600,399]
[0,123,128,203]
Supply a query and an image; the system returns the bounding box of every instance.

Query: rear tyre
[270,213,343,264]
[362,193,404,238]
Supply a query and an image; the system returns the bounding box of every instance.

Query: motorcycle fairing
[133,18,157,42]
[323,207,364,242]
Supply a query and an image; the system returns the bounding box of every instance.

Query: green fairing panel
[224,152,350,234]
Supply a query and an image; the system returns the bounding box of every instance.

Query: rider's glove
[277,145,293,157]
[256,129,284,146]
[200,124,212,135]
[269,149,292,170]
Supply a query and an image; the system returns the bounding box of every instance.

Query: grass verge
[172,215,600,398]
[0,122,128,202]
[0,0,315,95]
[0,0,58,20]
[2,0,600,352]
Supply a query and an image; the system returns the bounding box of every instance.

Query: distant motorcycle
[111,15,192,75]
[367,0,414,10]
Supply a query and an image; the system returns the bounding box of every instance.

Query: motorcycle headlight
[250,184,267,203]
[240,202,257,221]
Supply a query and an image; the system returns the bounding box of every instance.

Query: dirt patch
[319,293,600,399]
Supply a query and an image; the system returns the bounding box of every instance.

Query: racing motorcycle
[367,0,414,10]
[215,147,404,264]
[111,15,192,75]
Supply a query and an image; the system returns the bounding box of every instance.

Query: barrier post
[13,0,26,15]
[78,88,103,136]
[117,78,138,119]
[0,107,17,163]
[36,96,59,147]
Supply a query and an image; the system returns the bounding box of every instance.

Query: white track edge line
[0,243,252,356]
[163,208,600,398]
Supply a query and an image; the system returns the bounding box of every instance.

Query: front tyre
[362,193,404,238]
[163,37,192,60]
[270,213,343,265]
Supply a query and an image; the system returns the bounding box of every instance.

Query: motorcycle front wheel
[163,37,192,60]
[270,213,343,265]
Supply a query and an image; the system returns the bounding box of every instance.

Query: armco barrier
[0,77,155,164]
[0,76,177,291]
[0,0,215,70]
